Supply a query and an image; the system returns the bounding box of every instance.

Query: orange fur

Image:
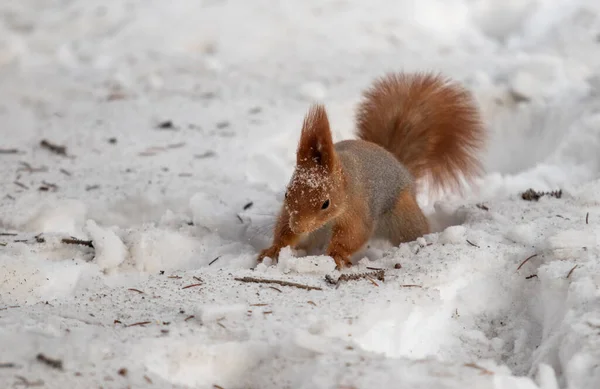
[257,72,486,269]
[377,187,429,245]
[285,104,347,234]
[355,72,486,195]
[257,104,348,262]
[296,104,336,171]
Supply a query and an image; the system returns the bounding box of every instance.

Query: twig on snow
[234,276,322,291]
[0,148,21,154]
[38,181,58,192]
[182,283,202,290]
[0,305,20,310]
[464,362,494,375]
[61,237,94,248]
[517,254,538,271]
[40,139,67,156]
[125,321,151,328]
[12,235,93,248]
[476,203,489,211]
[325,270,385,286]
[156,120,175,130]
[18,162,48,173]
[521,188,562,201]
[195,151,216,159]
[15,375,44,387]
[466,240,479,248]
[36,353,63,370]
[14,181,29,190]
[567,265,578,279]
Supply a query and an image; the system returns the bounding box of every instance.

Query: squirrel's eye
[321,199,330,210]
[284,191,289,199]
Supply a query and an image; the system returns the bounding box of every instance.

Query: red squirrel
[257,72,486,269]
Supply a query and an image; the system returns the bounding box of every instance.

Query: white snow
[84,220,128,272]
[439,225,467,244]
[1,0,600,388]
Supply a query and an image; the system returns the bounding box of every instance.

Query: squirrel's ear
[297,104,335,171]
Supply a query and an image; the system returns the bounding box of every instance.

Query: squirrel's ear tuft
[297,104,335,170]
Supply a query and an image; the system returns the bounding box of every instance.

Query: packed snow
[1,0,600,388]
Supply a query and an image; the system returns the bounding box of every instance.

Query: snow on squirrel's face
[284,161,344,234]
[286,103,345,234]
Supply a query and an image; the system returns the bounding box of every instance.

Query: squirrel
[257,72,486,269]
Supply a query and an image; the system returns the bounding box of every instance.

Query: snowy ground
[1,0,600,388]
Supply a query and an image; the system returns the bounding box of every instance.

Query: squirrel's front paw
[329,251,352,270]
[257,246,281,264]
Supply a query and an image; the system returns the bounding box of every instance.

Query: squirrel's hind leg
[376,188,429,246]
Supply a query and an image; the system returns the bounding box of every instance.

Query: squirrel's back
[355,72,485,195]
[335,139,412,218]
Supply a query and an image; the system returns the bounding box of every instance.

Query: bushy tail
[355,72,486,195]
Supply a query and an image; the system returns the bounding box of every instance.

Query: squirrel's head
[284,104,346,235]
